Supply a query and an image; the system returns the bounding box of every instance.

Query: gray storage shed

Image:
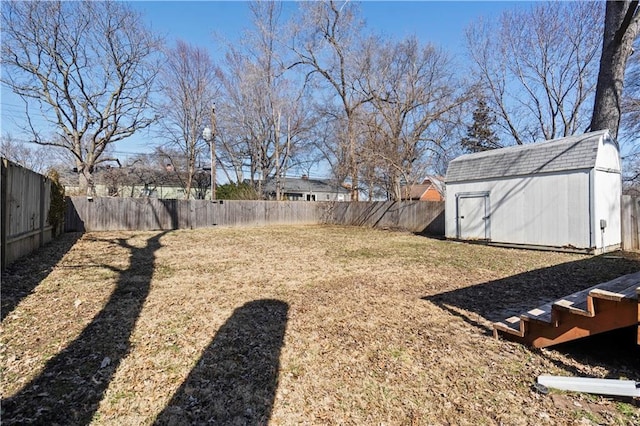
[445,130,621,252]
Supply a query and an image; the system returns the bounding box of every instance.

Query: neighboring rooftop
[263,176,349,194]
[401,177,445,200]
[446,130,610,183]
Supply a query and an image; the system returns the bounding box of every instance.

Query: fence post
[634,197,640,251]
[621,195,640,252]
[39,175,46,247]
[1,159,7,270]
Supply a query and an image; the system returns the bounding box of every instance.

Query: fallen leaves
[1,225,639,425]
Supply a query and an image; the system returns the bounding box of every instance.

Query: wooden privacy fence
[323,200,444,234]
[64,196,445,234]
[64,198,325,231]
[621,195,640,251]
[1,159,55,269]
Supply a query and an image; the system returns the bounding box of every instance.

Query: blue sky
[129,1,526,62]
[1,1,527,167]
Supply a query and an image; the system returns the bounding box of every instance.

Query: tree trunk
[590,1,640,140]
[78,165,95,198]
[347,120,359,201]
[350,159,359,201]
[185,161,195,200]
[274,111,281,201]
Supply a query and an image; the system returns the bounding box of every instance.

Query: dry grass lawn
[1,225,639,425]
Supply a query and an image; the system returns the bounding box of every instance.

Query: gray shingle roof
[263,177,350,194]
[445,130,608,183]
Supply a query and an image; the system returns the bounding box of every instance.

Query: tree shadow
[63,198,86,232]
[2,231,168,425]
[154,299,289,426]
[1,231,83,322]
[423,252,640,374]
[418,208,445,236]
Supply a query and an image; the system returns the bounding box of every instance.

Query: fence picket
[63,197,445,235]
[1,159,55,268]
[621,195,640,251]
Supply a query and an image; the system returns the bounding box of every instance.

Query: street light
[202,105,216,200]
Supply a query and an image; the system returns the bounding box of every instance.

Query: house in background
[60,165,210,199]
[263,175,350,201]
[400,177,445,201]
[444,130,621,253]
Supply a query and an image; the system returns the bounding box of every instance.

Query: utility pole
[210,105,216,200]
[203,105,217,200]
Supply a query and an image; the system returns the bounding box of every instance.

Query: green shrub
[216,182,259,200]
[47,168,66,235]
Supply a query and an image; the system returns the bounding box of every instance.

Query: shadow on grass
[154,299,289,425]
[546,325,640,377]
[1,231,83,322]
[424,252,640,374]
[2,231,168,425]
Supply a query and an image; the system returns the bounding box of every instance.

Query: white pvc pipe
[538,375,640,397]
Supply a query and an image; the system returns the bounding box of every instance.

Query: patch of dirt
[1,226,639,425]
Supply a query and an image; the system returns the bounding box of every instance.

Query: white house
[263,175,350,201]
[444,130,621,252]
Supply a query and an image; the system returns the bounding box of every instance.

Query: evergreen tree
[461,98,501,153]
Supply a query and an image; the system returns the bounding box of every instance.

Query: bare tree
[621,37,640,136]
[309,108,351,186]
[621,37,640,192]
[150,145,221,200]
[1,1,162,195]
[362,38,467,200]
[466,2,603,144]
[218,48,278,194]
[157,40,218,199]
[589,1,640,140]
[0,134,50,173]
[109,151,192,198]
[291,0,372,200]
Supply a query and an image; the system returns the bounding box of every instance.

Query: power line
[0,139,332,179]
[0,99,29,108]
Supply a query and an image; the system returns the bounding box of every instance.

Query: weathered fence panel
[64,198,329,231]
[324,200,444,234]
[64,197,445,234]
[63,194,640,251]
[621,195,640,251]
[1,159,55,268]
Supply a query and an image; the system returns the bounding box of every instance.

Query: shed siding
[595,136,621,172]
[445,131,623,252]
[592,133,622,250]
[446,171,591,248]
[593,169,622,250]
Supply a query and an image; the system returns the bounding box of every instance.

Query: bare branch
[1,0,162,194]
[466,2,603,144]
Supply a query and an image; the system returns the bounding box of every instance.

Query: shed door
[457,193,490,240]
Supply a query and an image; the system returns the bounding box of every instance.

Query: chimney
[302,174,308,180]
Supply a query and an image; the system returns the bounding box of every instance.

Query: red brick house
[400,177,444,201]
